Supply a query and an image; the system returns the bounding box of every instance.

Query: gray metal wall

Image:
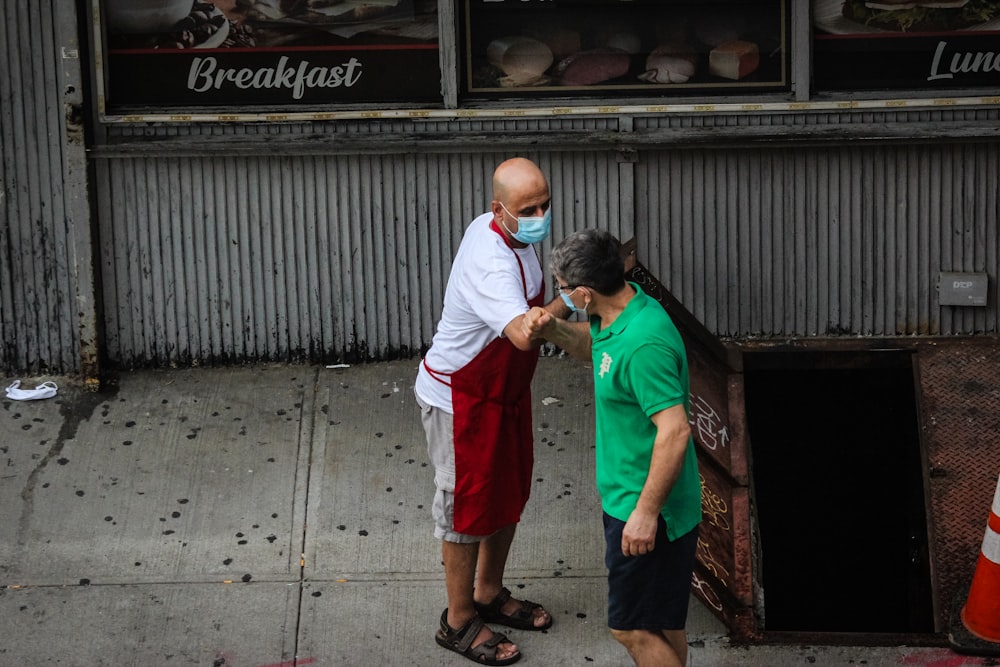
[93,139,625,367]
[90,112,999,367]
[635,141,1000,337]
[0,2,92,376]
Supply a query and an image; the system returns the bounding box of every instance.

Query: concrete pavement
[0,358,991,666]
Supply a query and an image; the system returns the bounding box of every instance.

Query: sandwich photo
[841,0,1000,32]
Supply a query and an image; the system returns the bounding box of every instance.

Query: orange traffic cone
[962,474,1000,640]
[950,473,1000,655]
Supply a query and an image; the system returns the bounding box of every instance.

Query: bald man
[415,158,570,665]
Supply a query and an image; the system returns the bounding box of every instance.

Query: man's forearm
[634,406,691,518]
[634,439,685,518]
[542,318,592,360]
[521,306,592,359]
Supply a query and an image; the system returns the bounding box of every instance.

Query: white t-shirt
[415,212,543,412]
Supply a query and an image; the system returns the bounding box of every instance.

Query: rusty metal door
[622,240,758,640]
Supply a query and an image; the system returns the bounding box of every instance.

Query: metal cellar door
[622,240,758,640]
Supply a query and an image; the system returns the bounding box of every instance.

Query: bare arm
[519,305,592,359]
[503,296,574,351]
[621,403,691,556]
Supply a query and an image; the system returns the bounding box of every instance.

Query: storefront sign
[813,0,1000,91]
[108,47,439,106]
[102,0,441,110]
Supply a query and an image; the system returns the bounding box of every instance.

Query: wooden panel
[696,455,756,638]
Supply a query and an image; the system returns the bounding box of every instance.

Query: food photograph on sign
[102,0,440,109]
[463,0,788,96]
[812,0,1000,91]
[814,0,1000,34]
[104,0,436,49]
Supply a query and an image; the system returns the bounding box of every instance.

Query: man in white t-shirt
[415,157,570,665]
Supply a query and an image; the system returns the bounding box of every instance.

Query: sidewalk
[0,358,988,666]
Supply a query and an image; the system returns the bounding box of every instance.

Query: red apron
[424,222,544,535]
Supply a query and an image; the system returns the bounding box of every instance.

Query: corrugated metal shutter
[0,2,82,374]
[636,141,1000,337]
[95,149,624,366]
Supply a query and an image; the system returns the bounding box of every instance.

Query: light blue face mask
[560,287,588,314]
[500,203,552,244]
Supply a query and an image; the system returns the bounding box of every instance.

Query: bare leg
[443,540,479,629]
[610,628,685,667]
[442,539,519,661]
[474,524,516,601]
[662,629,688,666]
[473,524,551,629]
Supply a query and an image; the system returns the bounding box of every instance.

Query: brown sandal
[474,587,553,631]
[435,609,521,665]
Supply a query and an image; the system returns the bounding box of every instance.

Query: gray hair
[549,229,625,296]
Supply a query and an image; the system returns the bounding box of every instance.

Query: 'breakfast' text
[188,56,363,99]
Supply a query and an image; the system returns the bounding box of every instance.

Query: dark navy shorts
[603,512,699,631]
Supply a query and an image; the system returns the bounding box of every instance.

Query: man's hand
[620,404,691,557]
[522,306,553,341]
[621,508,659,557]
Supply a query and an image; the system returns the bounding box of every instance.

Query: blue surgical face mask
[500,203,552,244]
[560,287,588,314]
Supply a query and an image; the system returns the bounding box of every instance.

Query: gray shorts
[414,390,482,544]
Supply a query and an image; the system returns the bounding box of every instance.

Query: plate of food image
[814,0,1000,34]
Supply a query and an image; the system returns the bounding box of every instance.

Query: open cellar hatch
[743,350,934,635]
[623,241,936,641]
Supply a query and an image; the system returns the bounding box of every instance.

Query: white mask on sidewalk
[5,380,58,401]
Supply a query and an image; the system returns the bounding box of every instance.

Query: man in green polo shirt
[522,228,701,667]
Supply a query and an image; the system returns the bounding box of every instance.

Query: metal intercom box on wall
[938,272,989,307]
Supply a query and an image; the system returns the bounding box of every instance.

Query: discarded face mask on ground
[5,380,58,401]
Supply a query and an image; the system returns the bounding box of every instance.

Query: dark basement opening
[743,350,935,635]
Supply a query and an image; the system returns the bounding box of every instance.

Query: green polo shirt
[590,283,701,540]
